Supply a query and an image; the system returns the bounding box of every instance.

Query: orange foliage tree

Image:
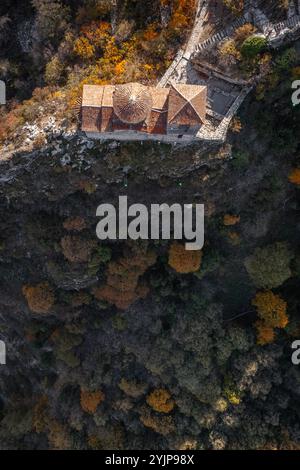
[252,290,288,345]
[73,21,111,60]
[146,389,175,413]
[223,214,240,226]
[168,0,196,32]
[81,20,111,48]
[67,0,197,106]
[93,243,157,309]
[80,389,105,414]
[168,242,202,273]
[0,104,24,143]
[140,406,175,435]
[234,24,257,44]
[22,282,55,314]
[255,320,275,345]
[33,396,71,449]
[63,216,86,232]
[230,116,242,133]
[1,87,67,143]
[288,168,300,185]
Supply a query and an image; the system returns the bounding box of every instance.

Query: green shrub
[241,35,267,59]
[231,150,250,169]
[275,48,297,72]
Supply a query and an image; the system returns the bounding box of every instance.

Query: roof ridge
[172,82,203,101]
[169,84,203,122]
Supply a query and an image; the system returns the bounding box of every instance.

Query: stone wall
[158,49,185,88]
[85,131,197,144]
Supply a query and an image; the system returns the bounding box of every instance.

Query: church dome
[113,83,153,124]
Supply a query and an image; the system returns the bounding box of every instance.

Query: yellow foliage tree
[146,389,175,413]
[219,39,241,62]
[73,36,95,59]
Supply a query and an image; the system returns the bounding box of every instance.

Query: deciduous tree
[168,242,202,273]
[245,242,293,289]
[22,282,55,314]
[80,389,105,414]
[146,389,175,413]
[252,291,288,329]
[288,168,300,185]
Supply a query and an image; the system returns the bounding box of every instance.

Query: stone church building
[81,82,207,142]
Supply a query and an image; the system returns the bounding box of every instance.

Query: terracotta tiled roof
[82,85,104,107]
[146,87,168,134]
[145,110,167,134]
[101,107,114,132]
[100,85,114,132]
[81,82,206,135]
[81,106,101,132]
[102,85,114,107]
[113,83,153,124]
[150,87,169,111]
[167,83,206,125]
